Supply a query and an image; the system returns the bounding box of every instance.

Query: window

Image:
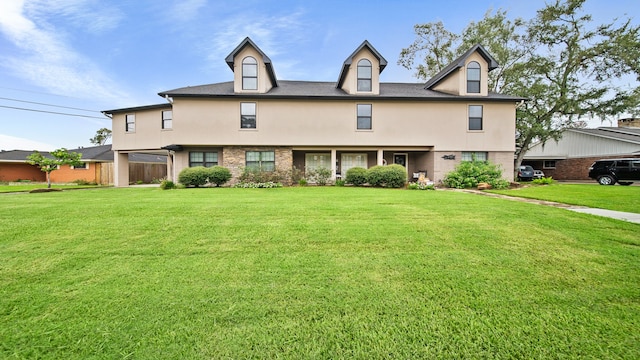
[357,104,372,130]
[189,152,218,167]
[162,110,172,129]
[242,56,258,90]
[305,153,332,173]
[467,61,480,93]
[543,160,556,169]
[468,105,483,131]
[246,151,275,171]
[341,153,367,174]
[461,152,487,161]
[241,103,256,129]
[357,59,372,91]
[125,114,135,132]
[73,162,88,169]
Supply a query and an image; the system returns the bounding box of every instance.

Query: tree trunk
[46,172,51,189]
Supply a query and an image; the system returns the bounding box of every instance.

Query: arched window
[242,56,257,90]
[357,59,372,92]
[467,61,480,93]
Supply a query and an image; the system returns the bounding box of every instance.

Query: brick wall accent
[222,146,293,185]
[524,155,640,180]
[0,163,46,182]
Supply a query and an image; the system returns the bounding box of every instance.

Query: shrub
[298,178,308,186]
[307,167,332,186]
[160,179,176,190]
[335,179,345,187]
[443,160,508,189]
[408,182,435,190]
[367,164,407,188]
[72,179,97,186]
[208,166,232,187]
[233,182,282,188]
[345,167,368,186]
[178,167,209,187]
[533,176,554,185]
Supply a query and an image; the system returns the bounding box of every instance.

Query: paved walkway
[460,189,640,225]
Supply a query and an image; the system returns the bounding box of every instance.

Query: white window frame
[341,153,368,175]
[125,114,135,132]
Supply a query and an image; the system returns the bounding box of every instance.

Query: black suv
[588,158,640,185]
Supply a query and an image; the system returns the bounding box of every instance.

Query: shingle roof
[103,103,171,115]
[0,145,166,163]
[424,44,499,90]
[159,80,523,101]
[570,127,640,144]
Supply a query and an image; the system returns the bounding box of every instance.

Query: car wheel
[618,182,633,186]
[597,175,615,185]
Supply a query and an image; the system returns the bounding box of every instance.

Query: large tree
[89,128,112,146]
[27,148,83,188]
[399,0,640,174]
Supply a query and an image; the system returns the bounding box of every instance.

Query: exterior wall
[524,155,640,180]
[525,130,640,159]
[231,46,275,94]
[0,163,46,182]
[221,146,293,185]
[431,52,490,96]
[50,164,98,183]
[433,69,461,95]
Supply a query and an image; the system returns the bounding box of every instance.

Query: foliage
[298,178,308,186]
[443,160,508,189]
[532,177,555,185]
[72,179,97,186]
[26,148,83,188]
[367,164,407,188]
[306,167,332,186]
[233,181,282,188]
[345,167,368,186]
[178,167,210,187]
[334,179,345,187]
[89,128,112,146]
[399,1,640,173]
[160,179,176,190]
[239,168,287,184]
[407,182,435,190]
[0,187,638,358]
[208,166,232,187]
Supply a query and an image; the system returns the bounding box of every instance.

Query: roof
[159,80,523,102]
[336,40,388,88]
[224,37,278,87]
[103,103,171,116]
[0,145,166,163]
[569,127,640,144]
[424,44,499,90]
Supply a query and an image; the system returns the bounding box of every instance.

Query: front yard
[1,187,638,358]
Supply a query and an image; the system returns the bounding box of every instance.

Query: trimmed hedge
[178,166,232,187]
[345,167,368,186]
[367,164,407,188]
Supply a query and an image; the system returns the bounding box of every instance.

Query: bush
[443,160,508,189]
[298,178,308,186]
[335,179,345,187]
[233,182,282,188]
[178,167,210,187]
[366,164,407,188]
[208,166,232,187]
[345,167,368,186]
[160,179,176,190]
[307,167,332,186]
[408,182,435,190]
[533,176,554,185]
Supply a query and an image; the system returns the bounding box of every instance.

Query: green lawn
[1,187,638,359]
[488,183,640,213]
[0,183,100,193]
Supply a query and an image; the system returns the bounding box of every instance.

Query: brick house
[104,37,524,186]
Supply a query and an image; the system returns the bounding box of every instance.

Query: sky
[0,0,638,151]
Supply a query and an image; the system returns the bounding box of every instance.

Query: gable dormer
[424,44,498,96]
[225,37,278,94]
[336,40,388,95]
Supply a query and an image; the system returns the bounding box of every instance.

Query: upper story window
[242,56,258,90]
[125,114,135,132]
[162,110,172,129]
[357,59,372,92]
[241,102,257,129]
[467,61,481,93]
[468,105,483,131]
[357,104,372,130]
[189,151,218,167]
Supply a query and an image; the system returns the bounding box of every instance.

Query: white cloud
[171,0,207,22]
[0,0,129,103]
[0,133,56,151]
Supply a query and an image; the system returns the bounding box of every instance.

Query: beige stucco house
[104,37,523,186]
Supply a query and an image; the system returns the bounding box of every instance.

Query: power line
[0,96,101,113]
[0,105,109,119]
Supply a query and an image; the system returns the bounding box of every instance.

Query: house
[103,37,524,187]
[0,145,167,184]
[522,123,640,180]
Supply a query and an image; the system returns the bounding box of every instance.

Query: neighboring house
[0,145,167,184]
[104,37,524,187]
[522,125,640,180]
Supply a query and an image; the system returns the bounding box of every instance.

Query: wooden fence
[98,163,167,185]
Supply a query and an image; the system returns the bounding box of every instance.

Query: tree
[399,0,640,175]
[27,148,83,188]
[89,128,112,146]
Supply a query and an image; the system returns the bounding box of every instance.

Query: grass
[0,183,100,193]
[1,187,638,359]
[488,183,640,213]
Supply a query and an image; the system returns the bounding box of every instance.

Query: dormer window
[242,56,258,90]
[467,61,481,93]
[357,59,372,92]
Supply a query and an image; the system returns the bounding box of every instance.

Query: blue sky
[0,0,637,151]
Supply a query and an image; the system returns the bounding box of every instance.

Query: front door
[393,153,407,168]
